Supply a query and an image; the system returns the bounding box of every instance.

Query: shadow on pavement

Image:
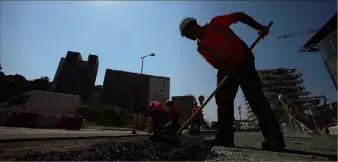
[283,149,337,161]
[239,146,337,161]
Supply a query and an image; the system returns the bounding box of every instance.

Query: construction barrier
[0,110,82,130]
[5,112,23,127]
[57,116,83,130]
[3,112,39,128]
[0,110,11,125]
[36,113,59,128]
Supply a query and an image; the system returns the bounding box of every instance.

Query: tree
[0,74,52,102]
[29,76,51,91]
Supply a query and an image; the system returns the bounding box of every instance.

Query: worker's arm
[235,12,263,30]
[235,12,269,38]
[212,12,268,38]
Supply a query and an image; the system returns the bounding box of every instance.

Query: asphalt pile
[15,140,218,161]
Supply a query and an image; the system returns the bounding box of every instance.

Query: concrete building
[300,12,337,89]
[171,95,196,122]
[148,76,170,107]
[87,85,104,105]
[245,68,323,131]
[50,51,99,101]
[101,69,170,114]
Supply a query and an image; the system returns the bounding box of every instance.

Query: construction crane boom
[277,29,318,39]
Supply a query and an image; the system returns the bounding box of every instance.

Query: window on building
[163,80,166,83]
[160,94,163,97]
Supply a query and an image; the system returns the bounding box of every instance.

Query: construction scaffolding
[245,68,331,134]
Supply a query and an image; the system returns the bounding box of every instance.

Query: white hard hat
[179,17,197,36]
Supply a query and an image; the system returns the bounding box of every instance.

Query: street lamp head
[150,53,155,56]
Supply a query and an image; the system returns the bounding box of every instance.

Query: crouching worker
[165,100,182,135]
[148,101,165,135]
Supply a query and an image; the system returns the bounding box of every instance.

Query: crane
[277,29,318,39]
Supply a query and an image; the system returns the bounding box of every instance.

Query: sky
[0,1,337,122]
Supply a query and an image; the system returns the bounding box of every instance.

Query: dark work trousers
[192,112,202,127]
[215,55,283,142]
[151,109,164,134]
[170,112,181,134]
[192,118,201,127]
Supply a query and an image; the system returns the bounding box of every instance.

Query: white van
[0,90,81,115]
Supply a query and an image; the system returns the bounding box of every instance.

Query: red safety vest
[197,13,244,70]
[148,101,163,116]
[149,101,163,111]
[170,104,180,113]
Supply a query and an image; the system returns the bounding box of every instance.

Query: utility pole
[136,53,155,129]
[140,53,155,74]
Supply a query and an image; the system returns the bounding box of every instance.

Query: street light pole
[140,53,155,75]
[134,53,155,129]
[141,57,144,75]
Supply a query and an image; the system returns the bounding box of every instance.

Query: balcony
[261,78,304,85]
[264,90,310,97]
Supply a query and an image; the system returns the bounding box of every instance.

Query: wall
[102,69,150,113]
[172,95,195,121]
[148,76,170,110]
[50,57,65,91]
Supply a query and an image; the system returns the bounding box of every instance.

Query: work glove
[258,25,270,39]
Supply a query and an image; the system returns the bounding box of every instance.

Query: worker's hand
[258,25,269,39]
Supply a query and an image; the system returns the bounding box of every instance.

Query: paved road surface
[0,126,148,141]
[0,131,336,161]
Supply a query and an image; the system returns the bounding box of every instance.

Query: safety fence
[0,110,83,130]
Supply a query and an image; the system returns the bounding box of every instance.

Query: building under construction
[300,12,337,89]
[245,68,333,133]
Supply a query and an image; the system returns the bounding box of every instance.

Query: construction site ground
[0,130,336,161]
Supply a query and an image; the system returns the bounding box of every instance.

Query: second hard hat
[165,100,173,105]
[179,17,197,36]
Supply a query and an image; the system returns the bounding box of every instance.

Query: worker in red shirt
[179,12,285,151]
[165,100,181,135]
[148,101,165,135]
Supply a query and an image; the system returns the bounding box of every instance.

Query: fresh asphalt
[0,128,336,161]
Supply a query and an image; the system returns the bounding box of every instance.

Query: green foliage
[0,72,52,102]
[29,76,51,91]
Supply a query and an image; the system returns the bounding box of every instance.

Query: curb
[100,128,131,131]
[0,134,150,143]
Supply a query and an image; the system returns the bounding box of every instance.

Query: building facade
[50,51,99,101]
[101,69,170,114]
[245,68,310,126]
[148,76,171,108]
[171,95,196,122]
[245,68,332,132]
[301,13,337,89]
[246,68,310,120]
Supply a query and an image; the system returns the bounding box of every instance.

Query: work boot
[261,140,285,152]
[203,131,235,147]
